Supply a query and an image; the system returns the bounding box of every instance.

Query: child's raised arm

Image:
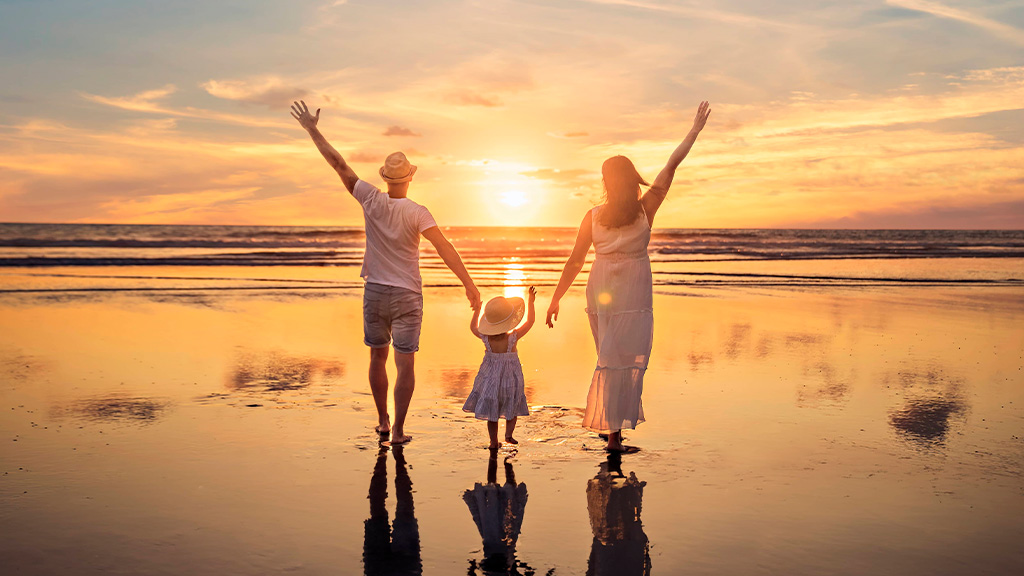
[515,287,538,340]
[470,303,482,338]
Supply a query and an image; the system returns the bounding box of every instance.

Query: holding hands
[468,285,482,311]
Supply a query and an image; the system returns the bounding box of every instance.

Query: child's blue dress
[463,332,530,421]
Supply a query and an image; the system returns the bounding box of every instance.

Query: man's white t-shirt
[352,179,437,293]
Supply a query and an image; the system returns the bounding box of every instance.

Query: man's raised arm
[290,100,359,193]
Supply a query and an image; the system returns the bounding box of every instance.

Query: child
[463,287,536,449]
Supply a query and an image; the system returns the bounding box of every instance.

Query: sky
[1,0,1023,228]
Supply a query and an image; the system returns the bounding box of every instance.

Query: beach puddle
[51,395,171,424]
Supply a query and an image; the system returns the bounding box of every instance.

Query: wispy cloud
[202,77,309,108]
[382,125,421,137]
[575,0,796,29]
[81,86,292,129]
[887,0,1024,47]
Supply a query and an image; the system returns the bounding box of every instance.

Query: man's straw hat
[478,296,526,336]
[379,151,417,183]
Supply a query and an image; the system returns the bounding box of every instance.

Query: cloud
[348,151,382,163]
[82,84,178,111]
[0,93,31,104]
[99,188,259,219]
[520,168,599,200]
[202,77,309,108]
[727,67,1024,140]
[799,198,1024,229]
[548,131,589,139]
[573,0,797,29]
[445,91,503,107]
[382,125,421,137]
[81,85,292,129]
[886,0,1024,47]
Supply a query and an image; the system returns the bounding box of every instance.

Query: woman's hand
[545,299,559,328]
[528,286,537,304]
[691,100,711,133]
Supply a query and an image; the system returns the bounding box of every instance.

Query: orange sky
[1,0,1023,228]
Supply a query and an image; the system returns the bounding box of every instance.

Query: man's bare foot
[387,434,412,445]
[489,441,502,450]
[375,417,391,435]
[504,436,518,445]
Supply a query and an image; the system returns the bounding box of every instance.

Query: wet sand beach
[2,267,1023,574]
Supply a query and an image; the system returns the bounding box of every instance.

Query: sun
[499,190,528,207]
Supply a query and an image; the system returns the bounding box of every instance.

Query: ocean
[0,224,1021,295]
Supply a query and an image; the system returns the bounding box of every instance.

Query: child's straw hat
[478,296,525,335]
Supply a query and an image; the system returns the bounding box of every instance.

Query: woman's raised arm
[642,101,711,226]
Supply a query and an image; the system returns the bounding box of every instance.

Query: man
[291,100,480,445]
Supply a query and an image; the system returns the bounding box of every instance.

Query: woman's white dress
[463,332,530,421]
[583,205,653,433]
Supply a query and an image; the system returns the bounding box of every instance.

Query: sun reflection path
[502,259,528,300]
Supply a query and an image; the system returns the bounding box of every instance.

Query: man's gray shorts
[363,282,424,354]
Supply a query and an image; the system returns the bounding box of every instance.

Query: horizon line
[1,221,1022,232]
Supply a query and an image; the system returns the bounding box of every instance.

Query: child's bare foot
[504,436,518,445]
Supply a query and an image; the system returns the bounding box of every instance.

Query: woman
[546,101,711,452]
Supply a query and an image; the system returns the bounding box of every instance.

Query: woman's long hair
[598,156,648,228]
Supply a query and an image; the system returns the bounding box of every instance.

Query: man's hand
[290,100,320,132]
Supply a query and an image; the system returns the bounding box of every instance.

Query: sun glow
[500,190,528,207]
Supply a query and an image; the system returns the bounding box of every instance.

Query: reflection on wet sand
[439,368,475,399]
[587,453,650,576]
[890,397,968,443]
[227,350,345,392]
[0,351,49,386]
[796,361,850,407]
[52,394,169,424]
[364,445,422,576]
[464,452,531,575]
[886,368,968,446]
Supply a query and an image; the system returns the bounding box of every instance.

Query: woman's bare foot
[375,417,391,436]
[489,440,502,450]
[504,436,519,445]
[604,430,625,452]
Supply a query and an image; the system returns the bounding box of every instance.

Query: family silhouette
[291,99,711,452]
